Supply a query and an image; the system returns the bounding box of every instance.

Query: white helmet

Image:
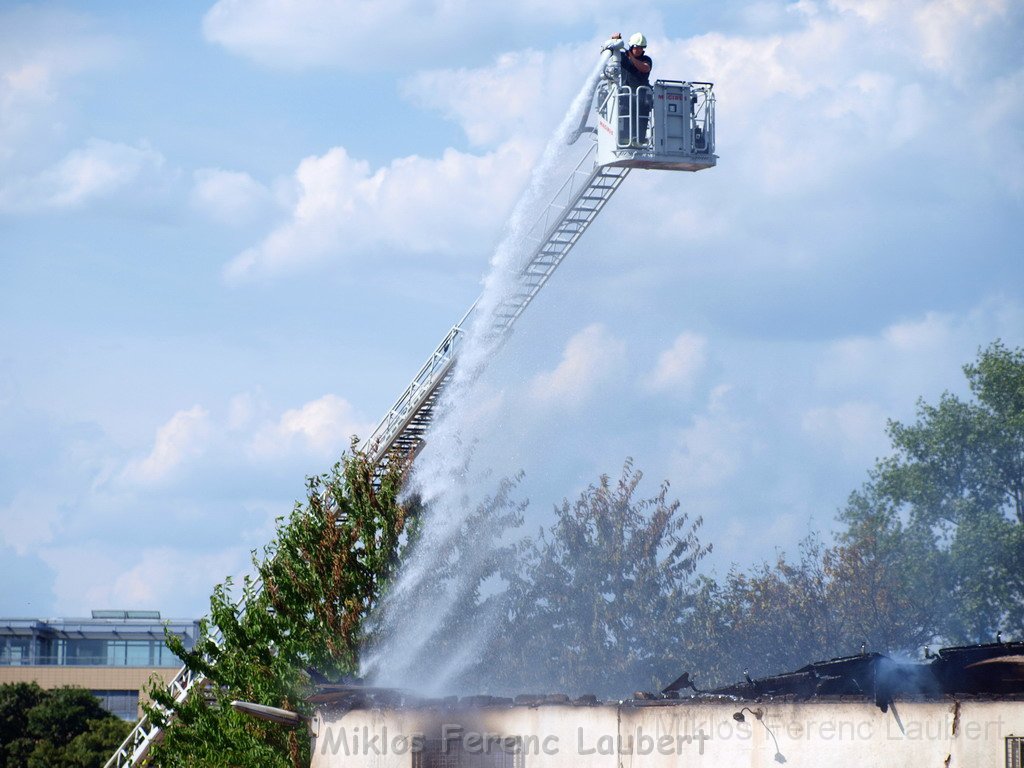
[628,32,647,48]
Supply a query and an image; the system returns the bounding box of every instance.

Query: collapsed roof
[663,641,1024,712]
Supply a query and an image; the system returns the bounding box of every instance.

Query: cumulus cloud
[223,142,528,282]
[814,303,1009,404]
[799,298,1024,462]
[220,0,1023,285]
[912,0,1008,75]
[529,323,625,406]
[248,394,371,460]
[201,0,625,70]
[118,393,373,490]
[972,68,1024,194]
[190,167,276,226]
[670,384,755,491]
[402,45,598,146]
[41,545,248,617]
[120,406,212,487]
[0,7,121,166]
[646,332,709,394]
[801,400,889,466]
[0,139,168,212]
[0,492,62,556]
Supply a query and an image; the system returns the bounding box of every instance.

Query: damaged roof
[307,641,1024,713]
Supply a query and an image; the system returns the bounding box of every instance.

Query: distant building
[0,610,199,719]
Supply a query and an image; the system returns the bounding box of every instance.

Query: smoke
[361,52,611,693]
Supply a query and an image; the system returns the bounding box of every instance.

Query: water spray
[361,51,613,693]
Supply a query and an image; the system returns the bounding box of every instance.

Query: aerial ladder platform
[104,49,716,768]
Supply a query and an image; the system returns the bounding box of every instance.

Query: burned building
[303,642,1024,768]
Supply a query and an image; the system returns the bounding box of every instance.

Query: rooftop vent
[91,610,162,620]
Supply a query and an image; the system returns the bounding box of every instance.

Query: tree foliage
[874,339,1024,640]
[682,489,945,687]
[146,441,411,768]
[679,341,1023,686]
[0,683,130,768]
[479,459,711,697]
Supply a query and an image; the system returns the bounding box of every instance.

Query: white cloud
[0,139,167,212]
[42,545,248,617]
[529,323,625,406]
[0,7,121,166]
[815,297,1024,405]
[120,406,212,487]
[402,45,598,146]
[972,68,1024,194]
[223,142,528,282]
[227,391,260,431]
[248,394,370,460]
[201,0,624,70]
[913,0,1008,75]
[117,394,374,489]
[801,400,889,465]
[190,167,276,226]
[670,384,755,491]
[220,0,1023,284]
[0,492,62,556]
[646,332,709,394]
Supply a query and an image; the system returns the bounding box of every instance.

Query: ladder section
[366,147,629,467]
[104,146,628,768]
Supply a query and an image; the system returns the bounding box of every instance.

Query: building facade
[306,644,1024,767]
[0,610,199,719]
[309,697,1024,768]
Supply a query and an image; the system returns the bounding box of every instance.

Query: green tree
[681,536,838,687]
[874,340,1024,640]
[147,441,411,768]
[0,683,46,768]
[61,717,133,768]
[679,342,1022,687]
[0,683,130,768]
[25,686,111,750]
[830,485,946,652]
[680,502,945,689]
[485,459,711,697]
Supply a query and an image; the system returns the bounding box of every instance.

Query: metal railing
[613,85,654,149]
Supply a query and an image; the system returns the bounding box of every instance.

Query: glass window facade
[92,690,140,721]
[0,615,198,667]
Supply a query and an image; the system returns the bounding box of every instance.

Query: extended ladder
[103,145,629,768]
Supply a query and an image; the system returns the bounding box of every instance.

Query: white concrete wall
[310,699,1024,768]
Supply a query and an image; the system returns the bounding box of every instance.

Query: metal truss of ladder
[365,145,629,468]
[103,145,628,768]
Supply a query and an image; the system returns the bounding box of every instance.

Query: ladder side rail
[367,355,459,467]
[364,317,471,456]
[489,165,630,337]
[522,147,598,249]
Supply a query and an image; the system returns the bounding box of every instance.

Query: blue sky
[1,0,1022,619]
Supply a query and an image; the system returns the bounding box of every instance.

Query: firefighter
[607,32,653,145]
